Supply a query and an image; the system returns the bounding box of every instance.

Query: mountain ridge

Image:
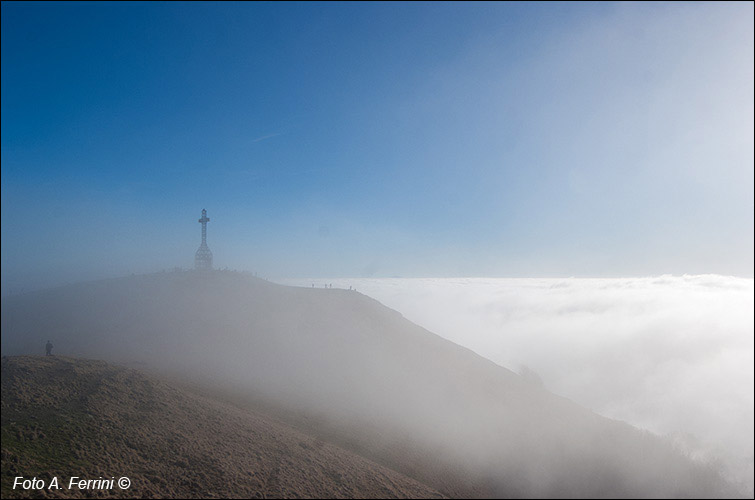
[1,270,738,497]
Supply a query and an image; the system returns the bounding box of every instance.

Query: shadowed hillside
[1,271,738,497]
[1,355,444,498]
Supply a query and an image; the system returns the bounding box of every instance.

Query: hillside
[1,355,444,498]
[0,270,738,497]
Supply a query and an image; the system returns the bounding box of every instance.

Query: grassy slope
[1,355,444,499]
[0,271,739,498]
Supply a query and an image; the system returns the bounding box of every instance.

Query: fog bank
[3,271,742,497]
[279,275,754,495]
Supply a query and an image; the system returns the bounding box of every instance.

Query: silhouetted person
[45,340,53,356]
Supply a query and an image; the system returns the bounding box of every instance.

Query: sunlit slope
[1,355,444,498]
[0,271,736,498]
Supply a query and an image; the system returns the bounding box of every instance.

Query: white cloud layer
[278,275,754,494]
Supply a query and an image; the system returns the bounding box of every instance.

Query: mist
[280,275,755,494]
[2,1,753,497]
[2,2,753,295]
[1,270,748,497]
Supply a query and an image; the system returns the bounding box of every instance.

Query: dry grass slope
[1,271,740,498]
[1,355,444,499]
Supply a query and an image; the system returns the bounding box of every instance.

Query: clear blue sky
[2,1,753,293]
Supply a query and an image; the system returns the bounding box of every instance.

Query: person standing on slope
[45,340,53,356]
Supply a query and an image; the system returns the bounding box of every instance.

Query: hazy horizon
[278,276,754,474]
[3,269,751,497]
[2,2,753,295]
[1,2,753,497]
[3,268,753,495]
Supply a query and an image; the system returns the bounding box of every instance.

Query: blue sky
[2,1,753,292]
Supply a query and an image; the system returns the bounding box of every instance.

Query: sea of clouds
[278,275,754,495]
